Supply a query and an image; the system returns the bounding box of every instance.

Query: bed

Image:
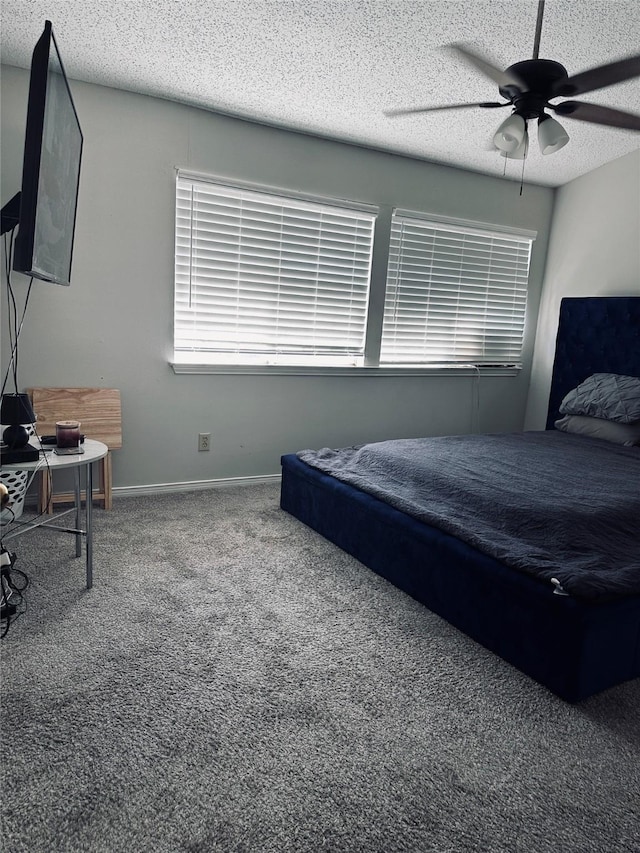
[280,296,640,702]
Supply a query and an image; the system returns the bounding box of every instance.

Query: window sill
[170,362,522,377]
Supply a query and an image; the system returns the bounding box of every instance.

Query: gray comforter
[297,431,640,600]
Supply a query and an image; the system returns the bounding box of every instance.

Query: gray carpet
[1,483,638,853]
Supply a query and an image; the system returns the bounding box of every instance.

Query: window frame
[173,170,378,370]
[171,174,535,377]
[378,208,536,369]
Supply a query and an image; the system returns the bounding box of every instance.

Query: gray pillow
[555,415,640,446]
[559,373,640,424]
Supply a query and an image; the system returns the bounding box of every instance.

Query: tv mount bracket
[1,192,21,236]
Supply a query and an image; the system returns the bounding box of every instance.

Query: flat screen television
[3,20,83,286]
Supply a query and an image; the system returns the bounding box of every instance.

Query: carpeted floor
[1,484,638,853]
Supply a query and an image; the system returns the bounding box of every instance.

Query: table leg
[74,467,82,558]
[86,461,94,589]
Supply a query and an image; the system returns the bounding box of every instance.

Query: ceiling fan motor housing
[500,59,569,118]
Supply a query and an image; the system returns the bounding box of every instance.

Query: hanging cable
[0,548,29,639]
[2,230,34,396]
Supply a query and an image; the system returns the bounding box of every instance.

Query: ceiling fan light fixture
[538,114,570,155]
[493,113,526,152]
[500,131,529,160]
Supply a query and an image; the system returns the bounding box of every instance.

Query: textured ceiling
[1,0,639,187]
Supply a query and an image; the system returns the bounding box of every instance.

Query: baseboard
[112,473,281,499]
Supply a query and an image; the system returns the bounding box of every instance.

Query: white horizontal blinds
[175,176,375,363]
[381,212,533,365]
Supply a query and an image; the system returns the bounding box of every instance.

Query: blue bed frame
[280,297,640,702]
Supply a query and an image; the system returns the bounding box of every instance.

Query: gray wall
[1,66,555,490]
[525,149,640,429]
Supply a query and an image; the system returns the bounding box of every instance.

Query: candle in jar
[56,420,81,448]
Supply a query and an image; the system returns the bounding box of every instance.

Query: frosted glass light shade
[493,114,526,152]
[538,116,569,155]
[500,132,529,160]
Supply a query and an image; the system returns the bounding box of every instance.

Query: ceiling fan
[385,0,640,159]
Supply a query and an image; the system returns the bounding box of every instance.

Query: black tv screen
[13,20,83,286]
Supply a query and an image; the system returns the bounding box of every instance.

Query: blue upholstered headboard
[546,296,640,429]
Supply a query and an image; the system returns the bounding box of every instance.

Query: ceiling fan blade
[554,54,640,97]
[385,101,508,118]
[551,101,640,130]
[448,43,527,91]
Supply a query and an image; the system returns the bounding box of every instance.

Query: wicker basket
[1,424,38,522]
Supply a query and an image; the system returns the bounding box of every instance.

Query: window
[174,173,376,367]
[173,175,536,373]
[380,210,534,366]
